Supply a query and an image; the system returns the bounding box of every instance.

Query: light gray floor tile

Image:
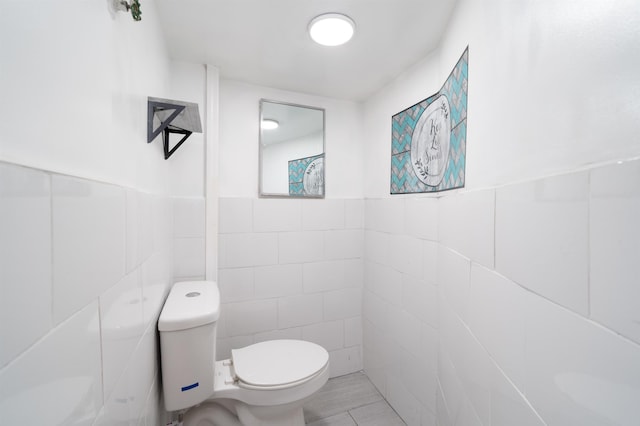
[304,372,383,423]
[349,400,406,426]
[306,412,357,426]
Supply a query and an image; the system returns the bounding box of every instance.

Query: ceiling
[155,0,458,102]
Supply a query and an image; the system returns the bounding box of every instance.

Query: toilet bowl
[158,281,329,426]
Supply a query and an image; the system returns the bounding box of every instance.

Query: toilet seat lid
[231,340,329,388]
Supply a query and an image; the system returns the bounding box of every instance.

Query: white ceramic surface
[302,199,346,230]
[525,294,640,425]
[304,260,348,293]
[324,287,362,320]
[278,293,324,328]
[278,231,325,264]
[469,264,526,390]
[389,234,424,278]
[438,190,495,269]
[345,199,365,230]
[344,317,363,348]
[437,246,471,322]
[219,198,253,234]
[404,197,439,241]
[402,274,438,328]
[590,160,640,344]
[173,197,205,238]
[303,321,345,351]
[324,229,364,260]
[99,270,144,400]
[253,198,302,232]
[219,233,278,268]
[218,268,255,302]
[224,299,278,336]
[495,172,589,316]
[365,262,402,306]
[0,302,102,425]
[52,175,126,325]
[490,364,545,426]
[173,237,205,278]
[0,164,52,367]
[254,264,302,299]
[125,188,141,273]
[364,230,391,266]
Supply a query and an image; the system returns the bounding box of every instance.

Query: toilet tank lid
[158,281,220,332]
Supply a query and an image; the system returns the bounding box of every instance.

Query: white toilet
[158,281,330,426]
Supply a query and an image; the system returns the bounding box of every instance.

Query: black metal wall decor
[147,97,202,160]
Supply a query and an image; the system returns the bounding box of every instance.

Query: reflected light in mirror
[261,119,279,130]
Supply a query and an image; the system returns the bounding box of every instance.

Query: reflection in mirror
[259,100,325,197]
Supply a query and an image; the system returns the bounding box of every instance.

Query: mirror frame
[259,99,326,198]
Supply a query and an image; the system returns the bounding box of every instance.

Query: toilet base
[184,398,308,426]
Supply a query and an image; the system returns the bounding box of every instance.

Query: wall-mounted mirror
[259,100,325,198]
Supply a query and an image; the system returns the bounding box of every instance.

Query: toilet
[158,281,330,426]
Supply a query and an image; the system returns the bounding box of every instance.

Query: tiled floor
[303,372,406,426]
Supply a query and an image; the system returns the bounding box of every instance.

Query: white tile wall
[495,172,590,315]
[279,231,325,264]
[302,199,345,230]
[279,293,324,328]
[0,302,103,425]
[363,197,442,421]
[225,299,278,335]
[254,264,302,298]
[216,197,364,378]
[52,175,126,324]
[173,197,206,280]
[345,199,365,229]
[364,159,640,426]
[253,198,302,232]
[99,269,144,399]
[590,161,640,344]
[438,190,494,268]
[0,163,173,425]
[525,294,640,425]
[219,197,253,233]
[469,264,526,390]
[0,164,52,367]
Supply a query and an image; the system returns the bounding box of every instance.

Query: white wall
[219,79,363,198]
[0,2,184,424]
[168,62,209,284]
[216,80,366,377]
[362,0,640,425]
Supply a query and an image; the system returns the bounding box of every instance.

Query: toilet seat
[232,340,329,389]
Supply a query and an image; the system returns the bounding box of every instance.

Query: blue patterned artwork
[289,154,324,196]
[391,47,468,194]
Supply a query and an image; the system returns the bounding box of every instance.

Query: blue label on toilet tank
[181,382,199,392]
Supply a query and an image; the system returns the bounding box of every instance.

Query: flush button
[185,292,201,298]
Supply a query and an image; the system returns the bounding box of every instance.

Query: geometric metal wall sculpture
[391,47,468,194]
[147,97,202,160]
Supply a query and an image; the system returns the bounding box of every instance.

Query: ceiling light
[308,13,355,46]
[261,119,279,130]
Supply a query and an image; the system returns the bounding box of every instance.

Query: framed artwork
[391,47,468,194]
[288,154,324,196]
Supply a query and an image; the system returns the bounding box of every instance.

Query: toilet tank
[158,281,220,411]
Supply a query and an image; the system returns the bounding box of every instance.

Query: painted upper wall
[219,80,363,198]
[364,0,640,197]
[0,1,198,195]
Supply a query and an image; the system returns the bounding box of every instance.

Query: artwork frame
[391,47,468,194]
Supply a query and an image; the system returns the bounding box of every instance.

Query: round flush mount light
[308,13,355,46]
[261,119,279,130]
